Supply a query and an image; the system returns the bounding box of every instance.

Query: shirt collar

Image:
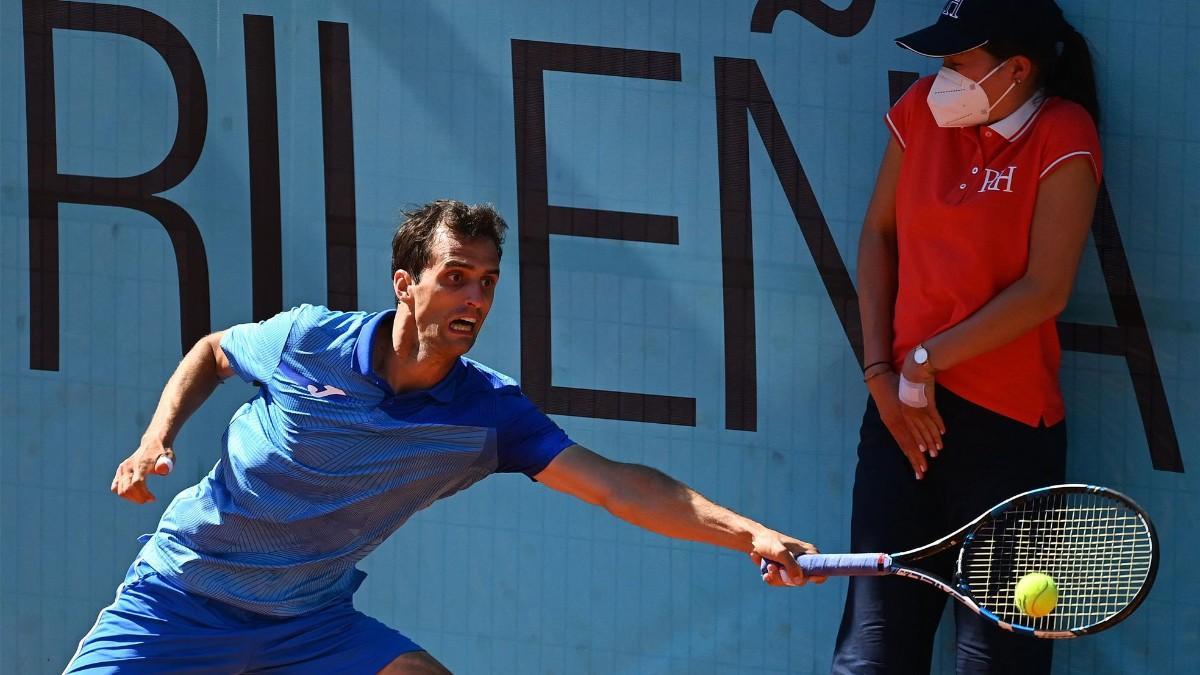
[354,309,395,380]
[353,308,461,403]
[420,359,463,403]
[985,90,1046,141]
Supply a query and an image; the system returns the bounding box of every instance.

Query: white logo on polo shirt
[980,166,1017,193]
[307,384,347,398]
[942,0,965,19]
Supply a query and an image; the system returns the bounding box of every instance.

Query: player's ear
[393,269,414,305]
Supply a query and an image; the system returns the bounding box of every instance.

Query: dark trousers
[832,388,1067,675]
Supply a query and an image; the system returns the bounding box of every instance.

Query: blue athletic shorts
[65,558,422,674]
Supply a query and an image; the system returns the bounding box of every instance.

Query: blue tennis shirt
[140,304,574,617]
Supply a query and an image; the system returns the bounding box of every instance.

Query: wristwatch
[913,344,934,373]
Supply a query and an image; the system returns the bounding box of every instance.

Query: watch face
[915,347,928,365]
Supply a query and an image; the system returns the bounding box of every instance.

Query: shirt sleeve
[884,76,931,151]
[1038,102,1102,183]
[494,388,574,478]
[219,306,304,384]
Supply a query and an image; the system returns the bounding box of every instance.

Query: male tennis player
[67,200,820,674]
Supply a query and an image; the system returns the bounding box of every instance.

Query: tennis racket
[762,484,1158,638]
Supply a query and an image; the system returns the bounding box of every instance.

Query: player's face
[405,227,500,356]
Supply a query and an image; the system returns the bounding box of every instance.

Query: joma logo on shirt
[979,166,1017,193]
[307,384,347,398]
[277,362,347,399]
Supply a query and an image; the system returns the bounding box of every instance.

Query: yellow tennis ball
[1014,573,1058,618]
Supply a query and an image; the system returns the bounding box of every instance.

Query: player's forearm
[856,228,899,366]
[141,336,226,446]
[601,463,763,552]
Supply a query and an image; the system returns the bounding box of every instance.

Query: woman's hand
[897,349,946,461]
[899,380,945,460]
[867,370,935,480]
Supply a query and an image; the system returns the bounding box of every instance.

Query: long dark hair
[986,19,1100,124]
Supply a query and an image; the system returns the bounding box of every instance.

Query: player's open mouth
[448,317,477,335]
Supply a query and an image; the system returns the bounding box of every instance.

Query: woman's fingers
[928,399,947,436]
[916,412,943,456]
[903,407,940,455]
[894,418,928,479]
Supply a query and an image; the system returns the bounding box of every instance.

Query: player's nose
[463,283,485,308]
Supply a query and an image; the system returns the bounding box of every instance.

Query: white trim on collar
[986,90,1047,141]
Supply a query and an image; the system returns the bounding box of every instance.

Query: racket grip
[798,553,892,576]
[759,553,892,579]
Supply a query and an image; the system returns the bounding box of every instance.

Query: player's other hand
[111,439,175,504]
[749,530,826,587]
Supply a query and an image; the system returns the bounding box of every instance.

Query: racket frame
[951,483,1159,638]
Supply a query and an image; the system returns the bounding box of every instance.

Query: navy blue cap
[896,0,1068,57]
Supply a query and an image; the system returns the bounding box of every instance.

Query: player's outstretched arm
[535,444,823,587]
[111,331,235,504]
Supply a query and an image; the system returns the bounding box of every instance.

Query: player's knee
[377,650,452,675]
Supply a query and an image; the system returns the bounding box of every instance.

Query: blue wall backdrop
[2,0,1197,672]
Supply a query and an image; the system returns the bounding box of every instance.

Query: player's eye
[481,277,494,289]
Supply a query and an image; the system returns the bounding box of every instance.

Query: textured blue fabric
[65,558,421,674]
[140,305,573,617]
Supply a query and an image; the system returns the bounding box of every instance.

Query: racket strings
[961,491,1153,633]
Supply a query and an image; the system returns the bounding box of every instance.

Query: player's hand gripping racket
[762,484,1158,638]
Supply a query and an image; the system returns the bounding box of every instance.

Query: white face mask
[926,60,1017,128]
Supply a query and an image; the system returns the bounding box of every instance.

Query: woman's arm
[857,138,940,477]
[917,158,1099,372]
[857,137,904,369]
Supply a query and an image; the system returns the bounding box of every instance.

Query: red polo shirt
[885,76,1102,426]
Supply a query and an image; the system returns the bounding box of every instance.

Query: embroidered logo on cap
[942,0,965,19]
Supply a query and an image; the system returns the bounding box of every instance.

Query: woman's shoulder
[885,75,936,148]
[894,74,936,109]
[1031,96,1098,135]
[1027,96,1103,181]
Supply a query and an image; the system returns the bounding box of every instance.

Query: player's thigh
[249,598,425,674]
[377,650,452,675]
[66,560,249,674]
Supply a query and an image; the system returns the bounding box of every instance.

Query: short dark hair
[390,200,507,282]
